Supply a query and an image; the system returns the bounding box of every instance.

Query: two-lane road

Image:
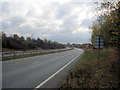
[2,48,84,88]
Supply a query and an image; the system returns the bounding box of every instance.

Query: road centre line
[34,53,81,89]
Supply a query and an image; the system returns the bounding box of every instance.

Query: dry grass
[61,48,119,88]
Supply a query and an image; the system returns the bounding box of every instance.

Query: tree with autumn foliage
[91,0,120,49]
[91,0,120,84]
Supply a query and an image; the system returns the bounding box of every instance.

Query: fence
[2,48,72,57]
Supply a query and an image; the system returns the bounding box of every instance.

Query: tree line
[2,32,65,50]
[91,0,120,84]
[91,0,120,52]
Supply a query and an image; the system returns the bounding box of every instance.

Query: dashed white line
[34,54,81,89]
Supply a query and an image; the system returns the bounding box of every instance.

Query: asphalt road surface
[2,48,84,89]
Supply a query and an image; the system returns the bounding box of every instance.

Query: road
[2,48,84,88]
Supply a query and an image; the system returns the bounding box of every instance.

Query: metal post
[98,36,100,69]
[98,49,100,68]
[2,53,3,58]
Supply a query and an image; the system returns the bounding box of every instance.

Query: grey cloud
[56,2,94,17]
[56,4,71,19]
[2,16,25,30]
[18,25,52,38]
[2,25,34,36]
[2,22,11,30]
[56,2,81,19]
[60,15,79,33]
[63,16,78,27]
[80,16,97,27]
[49,31,91,43]
[10,16,25,27]
[26,9,34,17]
[18,25,37,35]
[1,2,10,13]
[80,18,93,27]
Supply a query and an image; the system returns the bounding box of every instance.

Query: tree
[90,22,100,46]
[91,0,120,48]
[20,36,25,42]
[91,1,120,83]
[26,37,31,41]
[13,34,19,40]
[44,38,48,43]
[2,32,65,50]
[2,32,7,48]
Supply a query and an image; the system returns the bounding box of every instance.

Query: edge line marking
[34,53,81,89]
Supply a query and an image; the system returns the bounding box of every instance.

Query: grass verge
[61,48,119,88]
[2,49,73,61]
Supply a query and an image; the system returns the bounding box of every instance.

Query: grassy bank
[61,48,119,88]
[2,49,73,61]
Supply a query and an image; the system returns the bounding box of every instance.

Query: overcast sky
[1,0,97,44]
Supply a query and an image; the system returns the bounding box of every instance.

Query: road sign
[94,35,104,49]
[94,35,104,69]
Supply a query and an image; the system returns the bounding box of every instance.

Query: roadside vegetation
[61,48,119,88]
[91,0,120,87]
[61,0,120,88]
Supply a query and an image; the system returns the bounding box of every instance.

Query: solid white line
[34,54,80,89]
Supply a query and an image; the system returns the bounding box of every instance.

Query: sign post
[94,35,104,68]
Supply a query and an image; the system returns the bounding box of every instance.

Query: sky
[0,0,97,44]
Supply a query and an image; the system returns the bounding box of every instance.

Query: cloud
[10,16,25,27]
[2,21,10,30]
[1,1,96,43]
[49,30,91,43]
[80,18,94,27]
[1,2,10,13]
[56,3,72,19]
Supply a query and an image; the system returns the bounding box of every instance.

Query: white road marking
[34,54,81,89]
